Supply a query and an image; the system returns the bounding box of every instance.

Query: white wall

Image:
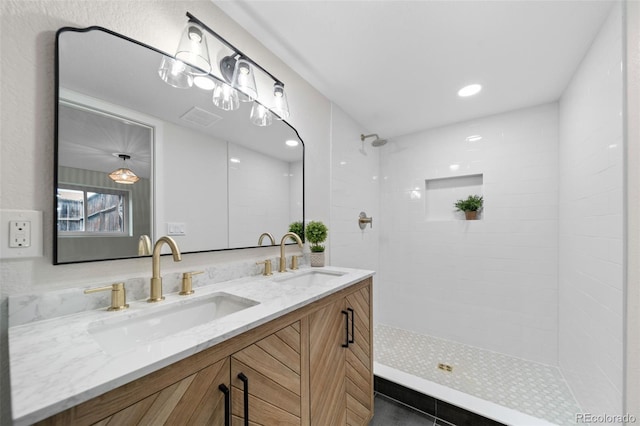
[378,103,560,364]
[228,143,292,247]
[329,103,380,272]
[161,122,228,251]
[625,0,640,418]
[0,2,331,424]
[558,3,624,418]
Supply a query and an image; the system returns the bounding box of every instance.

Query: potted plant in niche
[305,220,328,267]
[454,195,484,220]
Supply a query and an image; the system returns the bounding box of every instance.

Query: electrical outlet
[1,210,43,259]
[9,221,31,247]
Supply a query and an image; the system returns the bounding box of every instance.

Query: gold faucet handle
[257,259,273,276]
[290,255,303,270]
[180,271,204,295]
[84,282,129,311]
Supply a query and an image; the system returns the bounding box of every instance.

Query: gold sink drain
[437,363,453,372]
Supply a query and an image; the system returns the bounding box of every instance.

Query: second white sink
[89,292,259,355]
[275,269,347,286]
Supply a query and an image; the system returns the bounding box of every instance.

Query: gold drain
[437,363,453,372]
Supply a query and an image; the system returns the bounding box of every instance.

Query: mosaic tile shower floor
[374,324,581,425]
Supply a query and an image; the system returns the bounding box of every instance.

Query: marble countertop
[9,266,374,426]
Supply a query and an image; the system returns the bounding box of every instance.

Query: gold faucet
[279,232,303,273]
[138,234,152,255]
[84,282,129,311]
[149,236,182,302]
[258,232,275,246]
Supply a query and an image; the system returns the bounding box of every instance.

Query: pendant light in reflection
[250,102,273,127]
[212,79,240,111]
[158,56,193,89]
[272,82,290,120]
[109,154,140,185]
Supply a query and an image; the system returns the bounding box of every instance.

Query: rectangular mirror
[55,27,304,264]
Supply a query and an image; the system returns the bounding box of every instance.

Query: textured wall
[378,103,560,364]
[0,1,331,424]
[558,3,624,418]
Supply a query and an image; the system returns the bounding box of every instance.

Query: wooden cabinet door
[231,321,303,425]
[345,284,373,425]
[308,298,347,426]
[90,357,230,426]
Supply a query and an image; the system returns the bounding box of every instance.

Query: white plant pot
[310,252,325,267]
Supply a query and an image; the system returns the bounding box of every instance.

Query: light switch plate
[1,210,43,259]
[167,222,186,236]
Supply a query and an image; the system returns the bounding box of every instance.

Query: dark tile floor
[371,393,454,426]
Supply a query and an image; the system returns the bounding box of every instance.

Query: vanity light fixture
[212,79,240,111]
[458,84,482,97]
[160,12,291,126]
[109,154,140,185]
[250,102,273,127]
[174,22,211,74]
[158,56,193,89]
[231,58,258,102]
[193,75,216,90]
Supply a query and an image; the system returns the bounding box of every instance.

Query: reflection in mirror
[55,27,304,264]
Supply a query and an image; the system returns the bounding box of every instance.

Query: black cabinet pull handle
[341,310,349,348]
[218,384,230,426]
[347,307,355,344]
[238,372,249,426]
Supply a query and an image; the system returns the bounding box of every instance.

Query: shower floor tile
[374,324,581,425]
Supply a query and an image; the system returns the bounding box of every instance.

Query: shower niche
[424,173,483,221]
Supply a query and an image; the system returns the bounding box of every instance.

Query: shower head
[360,133,388,147]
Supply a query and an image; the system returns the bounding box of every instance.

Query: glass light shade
[212,80,240,111]
[250,102,273,127]
[109,167,140,184]
[193,75,216,90]
[175,23,211,74]
[272,83,290,120]
[232,58,258,102]
[109,155,140,184]
[158,56,193,88]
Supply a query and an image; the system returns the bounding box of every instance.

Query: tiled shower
[330,3,623,425]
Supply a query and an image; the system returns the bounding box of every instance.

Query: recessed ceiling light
[466,135,483,142]
[229,157,241,163]
[458,84,482,97]
[449,164,460,171]
[285,139,299,147]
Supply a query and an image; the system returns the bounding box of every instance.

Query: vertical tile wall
[329,103,380,293]
[378,103,560,364]
[558,3,624,418]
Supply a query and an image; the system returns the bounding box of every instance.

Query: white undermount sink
[275,269,347,286]
[88,292,259,355]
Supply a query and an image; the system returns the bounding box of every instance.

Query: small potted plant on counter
[305,220,328,267]
[454,195,484,220]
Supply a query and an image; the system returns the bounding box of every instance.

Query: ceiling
[215,0,615,138]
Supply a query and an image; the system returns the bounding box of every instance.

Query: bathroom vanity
[9,267,374,425]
